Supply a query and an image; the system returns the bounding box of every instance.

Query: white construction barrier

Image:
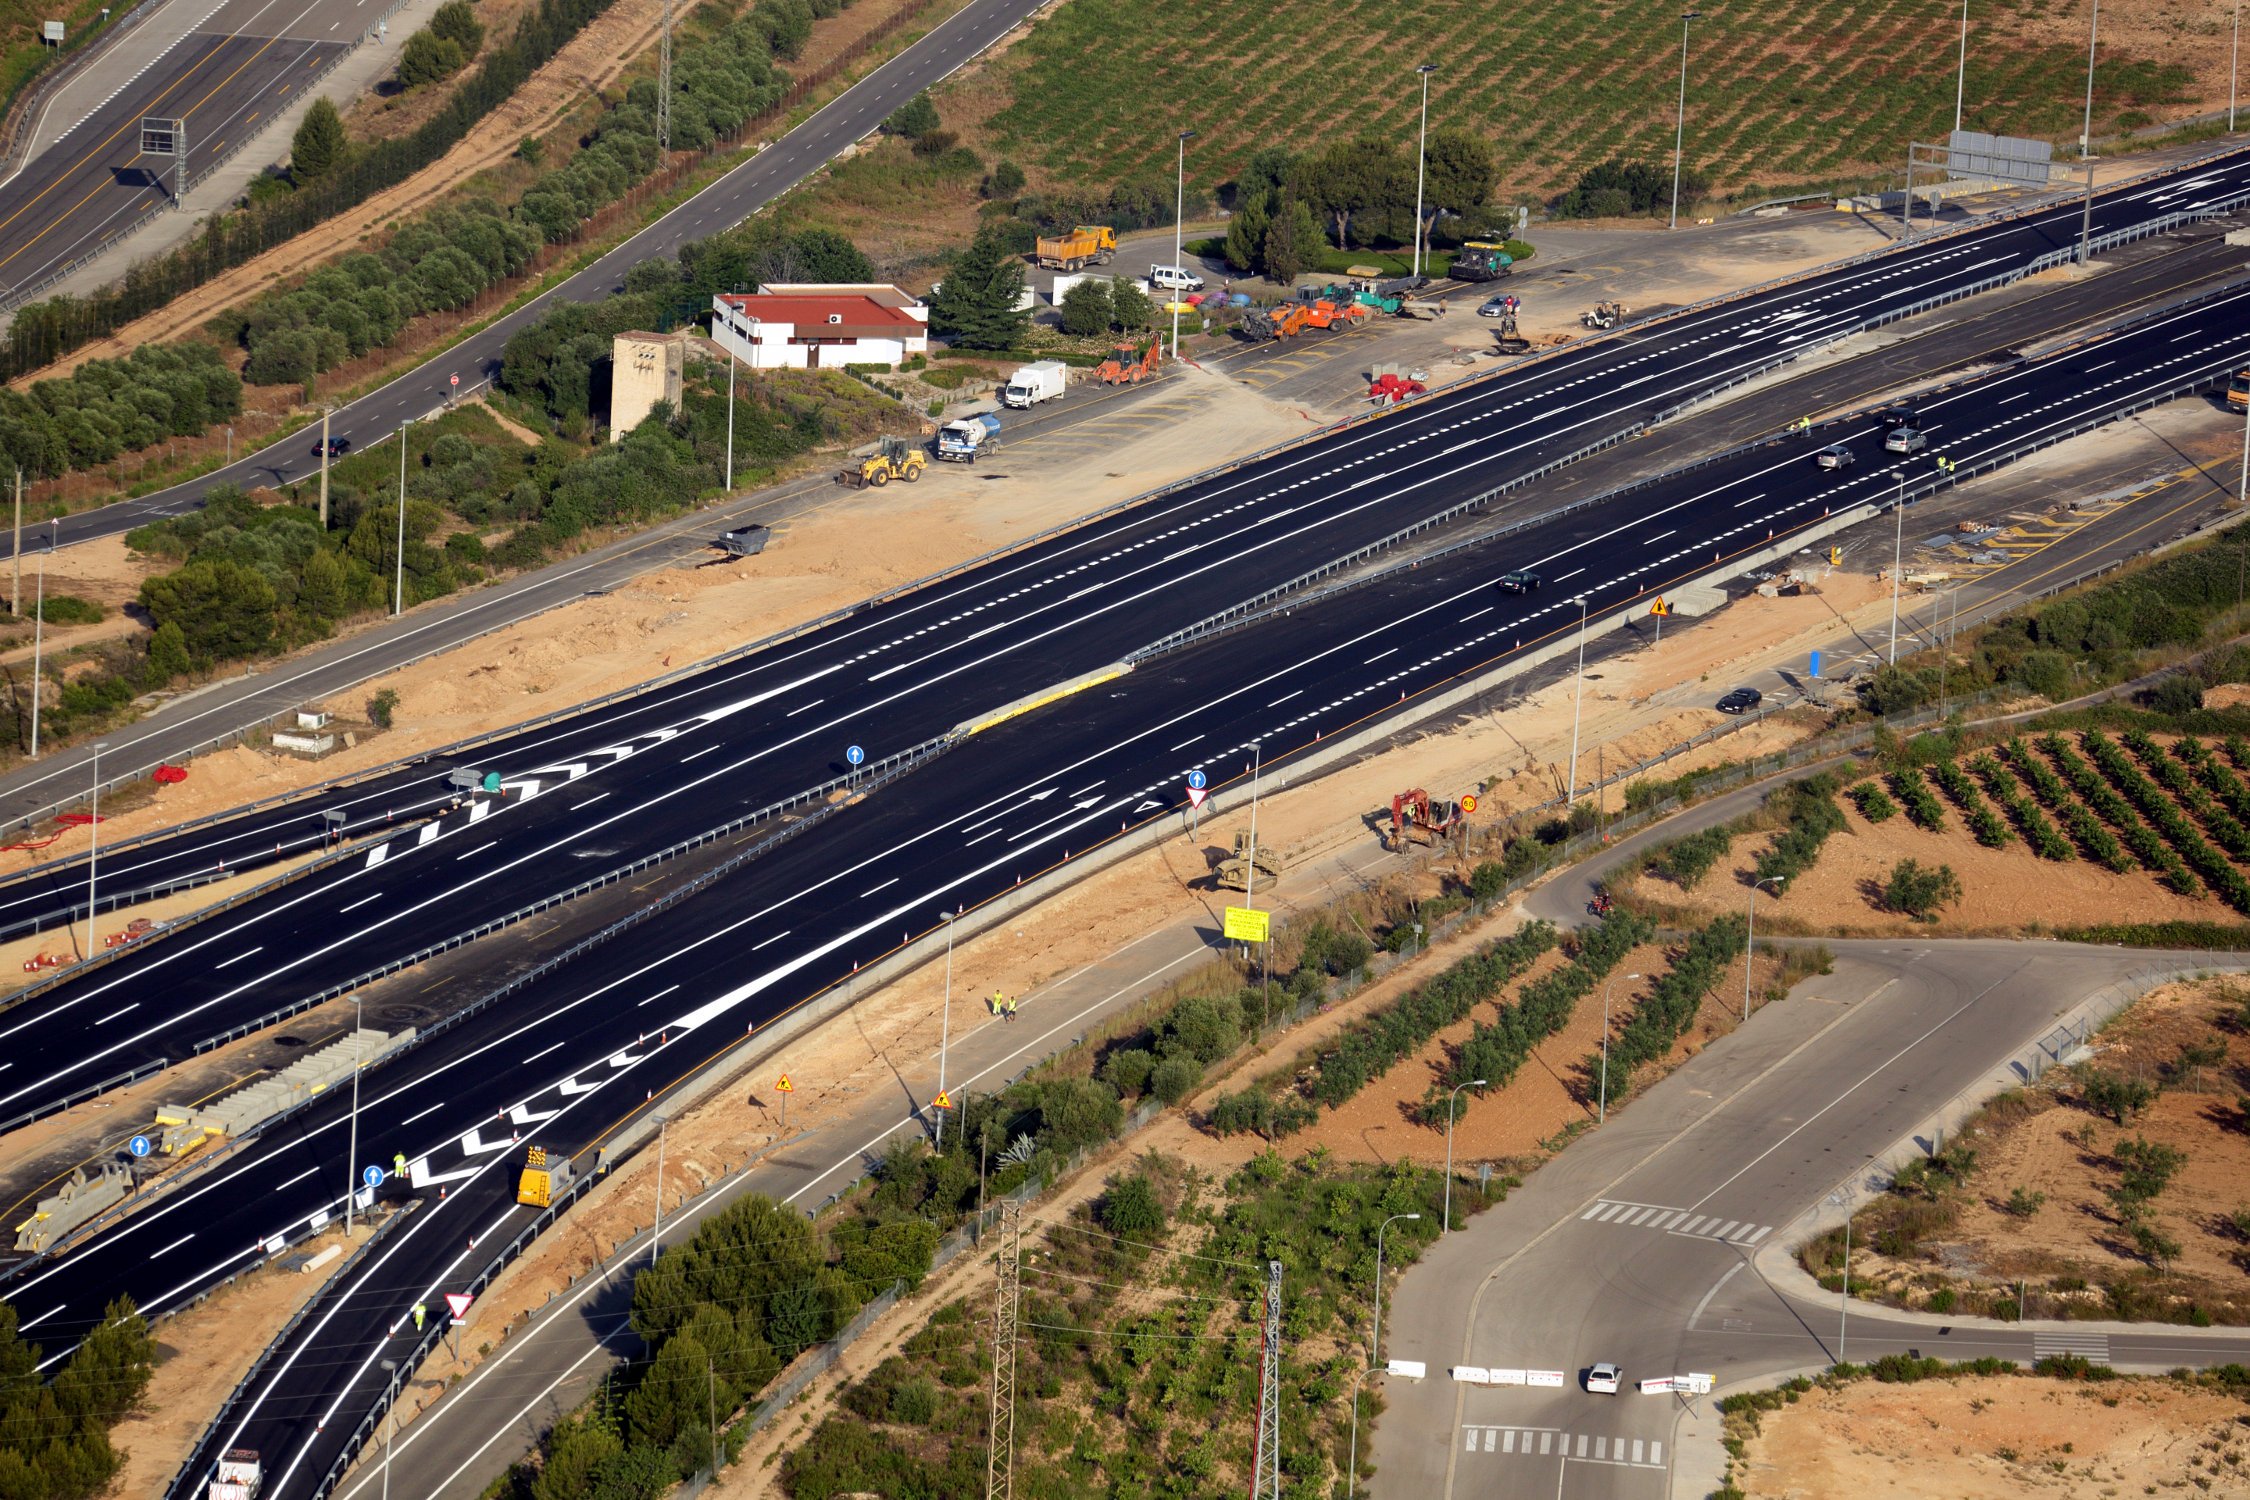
[1387,1359,1427,1380]
[1490,1368,1528,1387]
[1450,1367,1491,1386]
[1527,1370,1566,1389]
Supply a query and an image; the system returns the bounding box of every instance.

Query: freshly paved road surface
[0,0,362,299]
[5,273,2245,1137]
[1375,940,2250,1500]
[2,280,2247,1493]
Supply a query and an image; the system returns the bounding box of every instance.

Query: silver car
[1815,442,1853,469]
[1884,426,1927,454]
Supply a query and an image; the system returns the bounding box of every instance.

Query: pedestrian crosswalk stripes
[2032,1332,2111,1362]
[1460,1426,1664,1468]
[1578,1198,1770,1245]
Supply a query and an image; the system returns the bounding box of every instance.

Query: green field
[966,0,2207,202]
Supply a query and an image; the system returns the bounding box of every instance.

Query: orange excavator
[1389,789,1462,849]
[1096,338,1162,385]
[1248,292,1372,341]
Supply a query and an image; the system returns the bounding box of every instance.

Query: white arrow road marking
[508,1104,559,1126]
[457,1128,515,1156]
[558,1076,601,1096]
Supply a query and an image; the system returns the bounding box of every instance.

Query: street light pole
[1745,877,1783,1022]
[1442,1078,1486,1233]
[84,742,103,957]
[2079,0,2100,161]
[1412,63,1437,277]
[1668,12,1702,231]
[345,994,364,1238]
[28,524,47,759]
[1371,1212,1421,1367]
[379,1358,399,1500]
[2234,0,2242,133]
[936,910,956,1149]
[1566,595,1589,809]
[1954,0,1970,134]
[1169,129,1196,359]
[649,1114,670,1267]
[1597,972,1641,1123]
[393,419,411,616]
[1888,469,1906,665]
[724,341,737,494]
[1345,1364,1381,1499]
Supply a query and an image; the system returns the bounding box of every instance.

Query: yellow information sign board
[1223,906,1271,943]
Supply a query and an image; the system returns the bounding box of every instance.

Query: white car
[1149,263,1206,293]
[1586,1363,1623,1394]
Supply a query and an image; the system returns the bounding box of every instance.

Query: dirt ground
[0,533,157,664]
[1740,1373,2250,1500]
[1623,775,2229,938]
[1843,974,2250,1316]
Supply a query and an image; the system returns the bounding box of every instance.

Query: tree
[1417,128,1497,246]
[145,620,191,682]
[396,28,465,88]
[755,228,873,285]
[139,558,277,662]
[1882,858,1961,921]
[297,548,348,623]
[926,229,1027,350]
[2082,1068,2157,1124]
[428,0,484,55]
[1223,193,1269,274]
[291,98,347,185]
[1288,137,1411,248]
[983,158,1025,199]
[1108,277,1154,331]
[1058,278,1112,336]
[1260,198,1323,286]
[883,91,938,138]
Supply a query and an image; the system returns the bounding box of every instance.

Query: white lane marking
[214,946,265,969]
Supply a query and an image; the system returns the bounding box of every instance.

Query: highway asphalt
[6,253,2248,1141]
[4,159,2244,937]
[0,0,364,300]
[4,274,2248,1496]
[1375,940,2250,1500]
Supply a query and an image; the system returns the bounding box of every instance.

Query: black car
[1498,570,1542,594]
[1716,687,1763,714]
[314,436,352,458]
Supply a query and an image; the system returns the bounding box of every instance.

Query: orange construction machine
[1248,293,1372,341]
[1389,789,1462,849]
[1096,339,1162,385]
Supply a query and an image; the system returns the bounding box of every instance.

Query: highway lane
[6,162,2245,938]
[7,281,2249,1495]
[7,237,2249,1133]
[32,105,2250,558]
[0,0,364,299]
[1378,941,2250,1500]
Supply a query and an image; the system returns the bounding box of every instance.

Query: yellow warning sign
[1223,905,1271,943]
[1650,597,1669,616]
[776,1074,794,1093]
[932,1090,953,1111]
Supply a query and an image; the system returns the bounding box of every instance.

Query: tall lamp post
[28,521,48,759]
[1745,876,1784,1022]
[1826,1186,1853,1361]
[1345,1364,1382,1499]
[82,742,103,958]
[379,1358,400,1500]
[1668,11,1702,230]
[1371,1212,1421,1367]
[1597,971,1642,1123]
[1168,129,1197,359]
[2233,0,2242,133]
[649,1112,671,1267]
[1954,0,1971,134]
[936,909,958,1148]
[1411,63,1438,277]
[393,419,412,616]
[1565,595,1589,809]
[1888,468,1907,664]
[1442,1078,1486,1234]
[723,339,738,494]
[345,995,364,1238]
[2079,0,2101,160]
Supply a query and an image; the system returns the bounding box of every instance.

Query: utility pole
[394,419,411,616]
[10,468,19,619]
[29,522,47,759]
[345,994,364,1237]
[1250,1260,1283,1500]
[1888,470,1906,664]
[1565,595,1589,808]
[318,407,333,530]
[85,742,103,956]
[984,1198,1022,1500]
[657,0,673,152]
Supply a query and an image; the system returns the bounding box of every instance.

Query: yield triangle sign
[1185,786,1207,809]
[445,1292,473,1319]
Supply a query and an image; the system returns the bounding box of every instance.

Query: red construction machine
[1389,788,1463,849]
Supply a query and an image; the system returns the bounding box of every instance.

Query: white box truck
[1000,361,1067,409]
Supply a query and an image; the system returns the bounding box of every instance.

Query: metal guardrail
[2025,186,2250,275]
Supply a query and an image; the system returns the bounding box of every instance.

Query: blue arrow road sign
[363,1165,386,1188]
[127,1135,151,1158]
[1187,770,1206,790]
[1810,650,1822,680]
[846,744,865,766]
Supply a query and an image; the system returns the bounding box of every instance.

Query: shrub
[1650,824,1735,888]
[2081,1068,2157,1123]
[1100,1174,1164,1238]
[1148,1054,1202,1106]
[367,688,399,729]
[2003,1187,2046,1218]
[1847,781,1896,823]
[1753,773,1846,885]
[1882,859,1961,921]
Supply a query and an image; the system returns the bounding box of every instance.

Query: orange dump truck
[1033,225,1118,270]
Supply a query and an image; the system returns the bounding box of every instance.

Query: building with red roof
[711,287,929,370]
